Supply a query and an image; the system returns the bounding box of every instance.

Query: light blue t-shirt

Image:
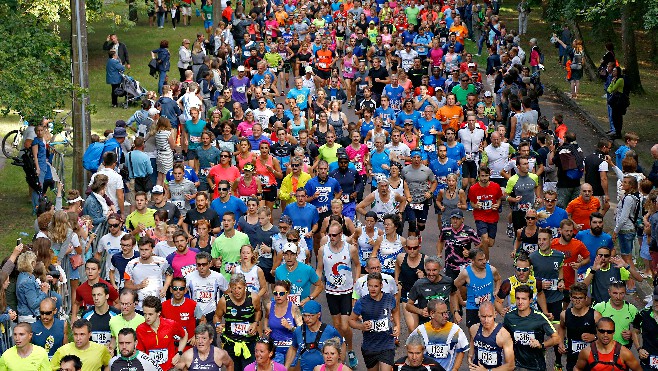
[274,262,319,302]
[369,149,391,186]
[290,320,342,371]
[537,207,569,238]
[282,203,320,248]
[575,230,614,275]
[210,196,247,224]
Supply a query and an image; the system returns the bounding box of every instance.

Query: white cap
[148,107,160,117]
[283,242,298,253]
[237,65,245,72]
[484,91,493,97]
[151,185,165,194]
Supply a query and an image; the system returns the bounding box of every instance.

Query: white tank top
[322,241,354,295]
[357,226,379,264]
[371,190,397,229]
[379,234,403,274]
[389,178,405,198]
[235,264,260,294]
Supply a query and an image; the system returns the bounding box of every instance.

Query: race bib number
[410,203,424,210]
[465,152,476,161]
[480,200,492,210]
[317,205,328,213]
[149,349,169,365]
[576,273,586,282]
[513,331,536,346]
[230,322,250,336]
[330,274,344,287]
[274,340,293,347]
[288,294,301,305]
[196,290,213,303]
[372,318,389,332]
[382,257,395,270]
[571,340,587,353]
[190,135,201,143]
[423,144,436,153]
[270,67,278,73]
[428,344,449,359]
[475,293,492,305]
[362,250,372,259]
[345,66,353,73]
[366,141,374,149]
[172,200,185,210]
[240,196,251,203]
[224,262,238,274]
[522,243,538,254]
[200,168,210,177]
[545,279,558,291]
[478,349,498,366]
[318,62,328,69]
[259,175,270,184]
[551,227,560,238]
[440,37,447,43]
[341,194,350,203]
[236,86,246,93]
[649,356,658,369]
[355,162,363,172]
[519,202,531,211]
[294,226,309,235]
[91,331,110,345]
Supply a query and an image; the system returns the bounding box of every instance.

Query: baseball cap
[369,20,375,24]
[148,107,160,117]
[113,127,127,138]
[450,210,464,219]
[338,152,349,160]
[237,65,245,72]
[279,215,293,225]
[283,242,298,253]
[243,163,255,172]
[302,300,322,314]
[405,42,412,47]
[435,86,444,91]
[484,91,493,97]
[115,120,127,128]
[152,185,165,194]
[174,153,185,162]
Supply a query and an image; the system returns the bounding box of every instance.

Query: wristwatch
[177,350,183,356]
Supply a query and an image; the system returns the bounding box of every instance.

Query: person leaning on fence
[0,322,50,371]
[16,251,53,324]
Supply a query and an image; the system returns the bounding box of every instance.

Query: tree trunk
[621,2,644,94]
[213,0,222,29]
[569,20,598,81]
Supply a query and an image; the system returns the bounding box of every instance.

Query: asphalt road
[264,88,626,370]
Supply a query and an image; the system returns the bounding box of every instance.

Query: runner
[136,296,188,371]
[494,252,546,315]
[350,211,383,274]
[123,237,172,310]
[406,256,459,328]
[454,248,502,328]
[468,301,515,371]
[512,209,540,257]
[394,236,425,329]
[394,332,444,371]
[557,282,600,371]
[437,210,481,281]
[81,283,121,351]
[468,166,503,258]
[573,317,641,371]
[273,242,323,307]
[174,324,234,371]
[264,280,302,364]
[110,328,162,371]
[528,228,565,326]
[402,150,438,236]
[593,281,638,349]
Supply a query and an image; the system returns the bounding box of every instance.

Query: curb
[547,83,654,304]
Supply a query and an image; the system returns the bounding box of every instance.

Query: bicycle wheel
[2,130,22,159]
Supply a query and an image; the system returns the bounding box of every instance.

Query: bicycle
[2,110,73,159]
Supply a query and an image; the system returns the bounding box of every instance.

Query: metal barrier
[0,319,13,354]
[58,273,72,321]
[50,147,66,188]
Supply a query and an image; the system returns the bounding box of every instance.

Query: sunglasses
[597,253,611,258]
[544,198,557,203]
[597,329,615,334]
[291,163,301,167]
[407,246,420,250]
[525,216,536,220]
[328,233,340,237]
[196,262,210,267]
[39,310,54,316]
[259,101,266,104]
[109,223,121,228]
[220,154,230,158]
[515,266,531,272]
[218,187,229,192]
[171,286,186,291]
[273,291,287,296]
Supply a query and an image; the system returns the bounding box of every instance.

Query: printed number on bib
[240,196,251,203]
[475,293,492,305]
[294,227,309,235]
[91,331,110,345]
[231,322,250,336]
[149,349,168,364]
[423,144,436,153]
[382,257,395,270]
[649,356,658,369]
[571,340,587,352]
[259,175,270,184]
[197,290,213,303]
[288,294,301,305]
[519,202,531,211]
[545,279,558,291]
[372,318,389,332]
[362,250,372,259]
[522,243,538,254]
[480,200,492,210]
[200,168,210,177]
[274,340,293,347]
[355,162,363,172]
[173,200,185,210]
[465,153,476,161]
[317,205,328,213]
[190,135,201,143]
[428,344,449,359]
[478,349,498,366]
[410,203,424,210]
[341,194,350,203]
[513,331,535,346]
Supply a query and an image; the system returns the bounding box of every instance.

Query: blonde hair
[49,210,70,244]
[17,251,37,273]
[241,244,259,264]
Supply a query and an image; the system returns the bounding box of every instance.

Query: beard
[591,226,603,236]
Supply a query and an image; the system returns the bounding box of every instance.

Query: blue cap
[302,300,321,314]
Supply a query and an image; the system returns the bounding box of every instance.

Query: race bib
[330,274,344,287]
[236,86,246,93]
[519,202,531,211]
[149,348,169,365]
[230,322,250,335]
[224,262,238,274]
[478,348,498,366]
[355,162,363,172]
[475,293,492,305]
[318,62,327,69]
[649,356,658,369]
[382,257,395,270]
[423,144,436,153]
[571,340,587,353]
[317,205,328,213]
[576,273,586,282]
[440,37,447,43]
[545,279,558,291]
[190,135,201,143]
[366,141,374,149]
[294,226,309,235]
[345,66,353,73]
[172,200,185,210]
[513,331,536,346]
[288,294,301,305]
[362,250,372,259]
[240,196,251,203]
[522,243,538,254]
[196,290,213,303]
[259,175,270,184]
[480,200,492,210]
[341,194,350,203]
[465,152,476,161]
[372,318,389,332]
[270,67,278,73]
[274,340,293,347]
[91,331,110,345]
[427,344,449,359]
[200,168,210,177]
[410,203,424,210]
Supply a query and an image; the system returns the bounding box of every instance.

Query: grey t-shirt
[506,174,538,211]
[168,179,197,215]
[529,249,565,303]
[402,164,436,203]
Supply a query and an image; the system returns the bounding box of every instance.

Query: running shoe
[348,351,358,368]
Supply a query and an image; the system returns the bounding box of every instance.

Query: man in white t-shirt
[352,257,398,304]
[185,251,228,323]
[123,237,173,309]
[385,129,411,166]
[96,213,127,279]
[90,151,126,215]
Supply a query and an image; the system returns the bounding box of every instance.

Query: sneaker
[506,223,514,238]
[348,351,358,368]
[347,100,352,107]
[555,364,563,371]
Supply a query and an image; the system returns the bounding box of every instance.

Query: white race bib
[427,344,449,359]
[294,226,309,235]
[480,200,493,210]
[236,86,246,93]
[240,196,252,203]
[258,175,270,184]
[172,200,185,210]
[230,322,250,335]
[355,162,363,172]
[341,194,350,203]
[382,257,395,270]
[649,355,658,369]
[478,348,498,366]
[522,243,538,254]
[513,331,536,346]
[196,290,213,303]
[423,144,436,152]
[149,348,169,365]
[519,202,531,211]
[190,135,201,143]
[571,340,587,353]
[317,205,328,213]
[91,331,110,345]
[200,168,210,177]
[410,203,424,210]
[288,294,301,305]
[372,318,389,332]
[545,279,558,291]
[475,293,492,305]
[274,339,293,347]
[465,152,476,161]
[362,250,372,259]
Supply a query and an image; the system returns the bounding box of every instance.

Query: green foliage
[0,13,70,123]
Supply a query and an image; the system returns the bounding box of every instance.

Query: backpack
[299,323,327,356]
[558,144,584,180]
[585,341,627,371]
[622,191,643,230]
[82,142,106,172]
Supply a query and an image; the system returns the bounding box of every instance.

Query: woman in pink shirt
[237,110,257,137]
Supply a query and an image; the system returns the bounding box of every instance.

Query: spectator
[16,251,51,323]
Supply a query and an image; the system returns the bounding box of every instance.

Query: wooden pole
[71,0,92,191]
